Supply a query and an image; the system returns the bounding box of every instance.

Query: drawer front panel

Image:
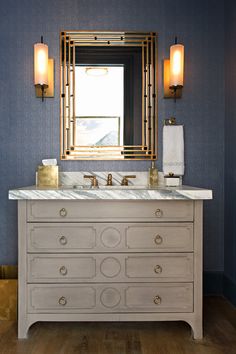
[28,255,96,282]
[125,254,193,280]
[28,285,96,311]
[27,200,193,222]
[28,283,193,313]
[126,224,193,252]
[125,283,193,312]
[27,223,193,253]
[27,224,96,252]
[28,253,193,283]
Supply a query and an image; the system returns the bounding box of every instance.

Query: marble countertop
[8,185,213,200]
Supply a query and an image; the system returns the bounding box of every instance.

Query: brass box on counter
[0,265,17,321]
[37,165,59,187]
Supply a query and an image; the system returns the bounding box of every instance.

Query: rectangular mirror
[60,31,158,160]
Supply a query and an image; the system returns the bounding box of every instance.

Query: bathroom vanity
[9,177,212,339]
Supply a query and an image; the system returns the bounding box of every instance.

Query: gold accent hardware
[59,208,67,217]
[60,31,158,160]
[59,266,68,276]
[153,295,161,305]
[154,235,163,245]
[121,175,136,186]
[84,175,98,187]
[59,236,67,245]
[106,173,113,186]
[37,165,59,188]
[58,296,67,306]
[163,117,176,126]
[155,208,163,218]
[154,265,162,274]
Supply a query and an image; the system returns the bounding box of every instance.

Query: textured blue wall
[225,0,236,287]
[0,0,224,268]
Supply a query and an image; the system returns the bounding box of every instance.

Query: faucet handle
[84,175,98,187]
[121,175,136,186]
[106,173,113,186]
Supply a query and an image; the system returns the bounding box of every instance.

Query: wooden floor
[0,297,235,354]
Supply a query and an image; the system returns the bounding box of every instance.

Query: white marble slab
[9,184,212,200]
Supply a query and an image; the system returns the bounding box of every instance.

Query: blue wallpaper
[0,0,224,269]
[225,0,236,285]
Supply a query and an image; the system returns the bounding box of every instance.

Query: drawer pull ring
[155,209,163,218]
[154,265,162,274]
[59,266,68,276]
[59,236,67,245]
[58,296,67,306]
[154,235,163,245]
[59,208,67,217]
[153,295,161,305]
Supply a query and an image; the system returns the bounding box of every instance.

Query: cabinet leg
[191,321,203,340]
[18,320,29,339]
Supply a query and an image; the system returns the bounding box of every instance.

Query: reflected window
[75,65,124,146]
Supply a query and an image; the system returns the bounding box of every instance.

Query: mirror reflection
[75,65,124,146]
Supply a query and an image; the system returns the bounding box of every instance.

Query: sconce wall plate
[163,59,182,99]
[35,58,54,98]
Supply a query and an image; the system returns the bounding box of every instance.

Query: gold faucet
[121,175,136,186]
[106,173,113,186]
[84,175,98,187]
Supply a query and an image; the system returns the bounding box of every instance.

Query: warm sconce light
[34,36,54,101]
[164,37,184,99]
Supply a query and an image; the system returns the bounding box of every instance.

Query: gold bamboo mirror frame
[60,31,158,160]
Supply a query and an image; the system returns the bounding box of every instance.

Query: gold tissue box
[37,165,59,187]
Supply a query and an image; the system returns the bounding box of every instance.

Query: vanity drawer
[28,253,193,283]
[125,253,193,281]
[27,223,193,253]
[28,283,193,313]
[27,224,96,252]
[125,283,193,312]
[126,223,193,252]
[28,285,96,312]
[28,255,96,282]
[27,200,194,222]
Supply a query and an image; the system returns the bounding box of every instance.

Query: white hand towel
[163,125,184,176]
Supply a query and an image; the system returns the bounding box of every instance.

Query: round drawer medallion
[100,287,121,308]
[100,257,121,278]
[101,227,121,248]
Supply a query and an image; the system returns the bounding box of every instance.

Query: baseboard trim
[223,274,236,306]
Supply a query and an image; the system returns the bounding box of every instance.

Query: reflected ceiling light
[85,67,108,76]
[164,37,184,100]
[34,36,54,101]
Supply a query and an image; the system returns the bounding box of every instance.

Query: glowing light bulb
[169,44,184,88]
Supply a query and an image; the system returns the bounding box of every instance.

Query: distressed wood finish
[17,200,204,339]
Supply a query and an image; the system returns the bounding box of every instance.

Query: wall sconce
[164,37,184,99]
[34,36,54,101]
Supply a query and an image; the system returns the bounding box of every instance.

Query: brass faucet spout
[84,175,98,187]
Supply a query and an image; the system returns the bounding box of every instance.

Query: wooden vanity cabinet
[17,199,203,339]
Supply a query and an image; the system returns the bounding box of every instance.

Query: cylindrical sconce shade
[34,43,48,86]
[169,43,184,88]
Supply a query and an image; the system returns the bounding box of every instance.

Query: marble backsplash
[59,171,165,187]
